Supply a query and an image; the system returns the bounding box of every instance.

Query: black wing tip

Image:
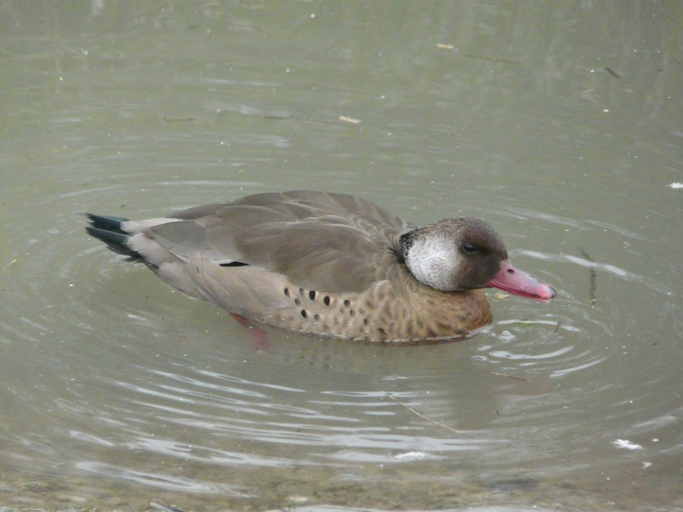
[85,213,130,234]
[85,225,140,259]
[219,261,249,267]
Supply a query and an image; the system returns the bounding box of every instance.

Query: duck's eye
[462,242,480,254]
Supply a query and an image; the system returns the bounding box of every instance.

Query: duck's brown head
[399,218,555,301]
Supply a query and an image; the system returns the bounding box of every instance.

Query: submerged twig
[604,66,621,79]
[389,394,460,434]
[578,248,598,306]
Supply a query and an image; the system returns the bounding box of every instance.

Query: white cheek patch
[405,236,461,291]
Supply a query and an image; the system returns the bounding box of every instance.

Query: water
[1,1,682,511]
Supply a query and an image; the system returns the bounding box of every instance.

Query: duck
[85,190,555,343]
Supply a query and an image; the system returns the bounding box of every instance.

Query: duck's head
[399,218,555,301]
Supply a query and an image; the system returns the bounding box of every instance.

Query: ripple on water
[0,197,681,504]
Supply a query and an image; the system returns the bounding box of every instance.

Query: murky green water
[1,1,682,511]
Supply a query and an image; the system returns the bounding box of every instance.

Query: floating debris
[436,43,455,49]
[669,182,683,189]
[394,451,428,461]
[605,66,621,78]
[613,439,643,451]
[338,115,361,125]
[494,292,510,300]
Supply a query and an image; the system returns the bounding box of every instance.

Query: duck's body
[86,190,554,342]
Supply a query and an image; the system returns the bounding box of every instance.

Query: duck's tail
[85,214,141,261]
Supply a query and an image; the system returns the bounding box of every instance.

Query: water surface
[1,2,682,511]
